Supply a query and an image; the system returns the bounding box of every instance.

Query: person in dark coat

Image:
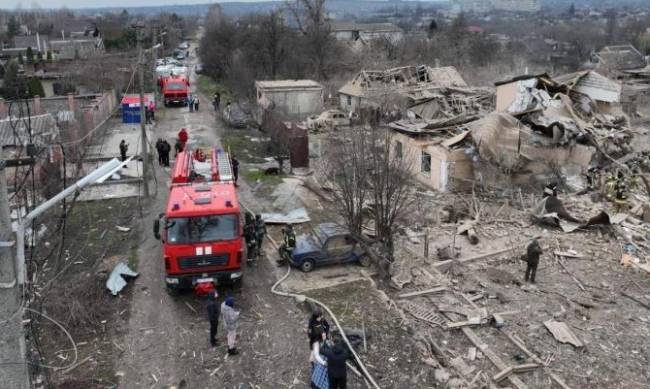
[175,139,183,156]
[321,336,350,389]
[119,140,128,162]
[231,155,240,185]
[254,214,266,258]
[206,291,220,347]
[213,92,221,111]
[525,239,542,283]
[155,138,164,166]
[161,140,171,167]
[243,212,256,261]
[307,308,330,349]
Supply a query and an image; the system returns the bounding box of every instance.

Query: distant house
[592,45,647,73]
[330,22,403,44]
[48,37,104,60]
[338,65,468,112]
[255,79,324,121]
[0,33,50,56]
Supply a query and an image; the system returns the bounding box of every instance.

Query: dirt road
[117,47,307,388]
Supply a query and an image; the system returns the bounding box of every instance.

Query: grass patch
[222,128,271,163]
[196,75,234,102]
[243,168,283,185]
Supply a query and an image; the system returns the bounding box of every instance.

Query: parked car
[306,109,351,130]
[175,52,186,60]
[289,223,371,272]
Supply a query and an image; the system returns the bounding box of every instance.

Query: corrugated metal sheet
[0,113,59,147]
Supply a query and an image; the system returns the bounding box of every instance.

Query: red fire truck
[161,75,190,107]
[154,147,243,293]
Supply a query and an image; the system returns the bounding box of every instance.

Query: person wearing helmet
[280,223,296,262]
[254,214,266,258]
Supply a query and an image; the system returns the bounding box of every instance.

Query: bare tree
[286,0,338,79]
[323,125,414,259]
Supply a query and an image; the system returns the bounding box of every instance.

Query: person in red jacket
[178,127,188,150]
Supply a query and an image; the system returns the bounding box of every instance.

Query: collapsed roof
[339,65,468,99]
[594,45,647,71]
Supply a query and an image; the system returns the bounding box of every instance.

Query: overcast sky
[1,0,227,10]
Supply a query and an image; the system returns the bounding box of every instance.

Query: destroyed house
[389,121,474,193]
[592,45,647,73]
[255,79,324,120]
[330,22,403,43]
[338,65,469,112]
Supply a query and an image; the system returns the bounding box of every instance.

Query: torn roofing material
[338,65,468,98]
[553,70,622,103]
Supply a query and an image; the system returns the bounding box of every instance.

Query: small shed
[121,94,155,124]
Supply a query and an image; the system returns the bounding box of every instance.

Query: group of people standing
[188,94,200,112]
[309,308,350,389]
[155,139,172,167]
[206,291,240,356]
[243,212,267,262]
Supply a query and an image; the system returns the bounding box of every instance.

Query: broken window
[395,141,403,160]
[347,95,352,106]
[421,151,431,174]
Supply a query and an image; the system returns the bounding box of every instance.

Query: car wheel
[359,255,372,267]
[300,259,315,272]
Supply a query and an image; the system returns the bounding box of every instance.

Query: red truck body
[158,148,243,291]
[161,75,190,107]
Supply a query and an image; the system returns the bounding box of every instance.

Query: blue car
[290,223,371,272]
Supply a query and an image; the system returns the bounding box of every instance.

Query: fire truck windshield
[166,83,185,90]
[167,214,238,244]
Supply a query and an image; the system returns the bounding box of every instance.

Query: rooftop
[595,44,646,71]
[0,113,59,147]
[255,80,323,90]
[330,22,402,33]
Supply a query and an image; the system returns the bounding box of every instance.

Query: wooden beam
[398,286,447,299]
[500,330,573,389]
[461,328,530,389]
[435,245,523,272]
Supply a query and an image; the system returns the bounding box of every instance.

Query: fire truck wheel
[300,259,315,273]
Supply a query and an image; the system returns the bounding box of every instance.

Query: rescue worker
[119,140,128,162]
[231,155,240,186]
[614,171,629,211]
[206,291,220,347]
[188,94,194,112]
[280,224,296,262]
[175,139,183,156]
[307,308,330,349]
[221,296,240,355]
[243,212,256,261]
[254,214,267,258]
[194,96,200,111]
[525,238,542,284]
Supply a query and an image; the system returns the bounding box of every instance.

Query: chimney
[33,95,42,115]
[0,98,7,119]
[67,93,75,113]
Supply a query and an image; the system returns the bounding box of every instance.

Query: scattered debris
[106,262,139,295]
[260,208,310,224]
[543,320,585,348]
[115,225,131,232]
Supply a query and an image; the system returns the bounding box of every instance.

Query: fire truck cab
[154,148,243,292]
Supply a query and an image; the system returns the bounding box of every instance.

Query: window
[421,151,431,174]
[395,141,403,160]
[347,95,352,106]
[167,214,238,244]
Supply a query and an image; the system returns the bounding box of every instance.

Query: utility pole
[0,146,16,288]
[136,23,150,198]
[152,25,158,82]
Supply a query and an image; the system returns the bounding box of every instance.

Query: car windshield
[166,83,185,91]
[167,215,238,244]
[313,226,328,245]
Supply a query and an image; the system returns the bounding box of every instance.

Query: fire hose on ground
[241,202,380,389]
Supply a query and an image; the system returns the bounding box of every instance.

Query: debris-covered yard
[29,198,141,389]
